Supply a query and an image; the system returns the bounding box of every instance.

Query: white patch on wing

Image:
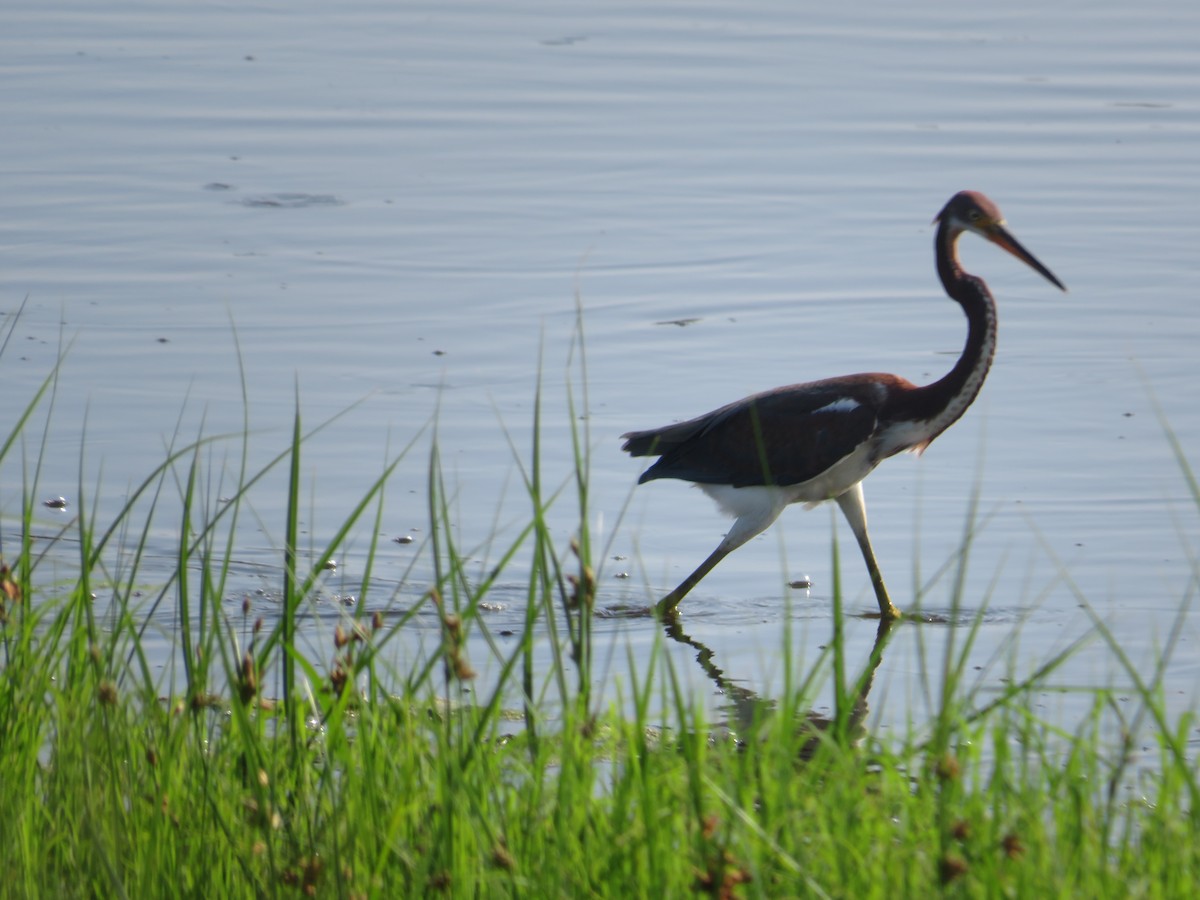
[812,397,861,416]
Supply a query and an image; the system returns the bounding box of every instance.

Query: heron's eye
[967,209,982,223]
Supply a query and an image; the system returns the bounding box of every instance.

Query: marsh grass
[1,315,1198,897]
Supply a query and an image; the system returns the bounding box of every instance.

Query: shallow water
[3,1,1200,748]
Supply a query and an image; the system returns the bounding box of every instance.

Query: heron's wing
[622,377,886,487]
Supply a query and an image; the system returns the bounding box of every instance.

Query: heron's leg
[656,544,732,616]
[657,504,780,617]
[835,482,901,621]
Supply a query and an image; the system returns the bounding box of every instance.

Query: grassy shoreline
[2,336,1198,896]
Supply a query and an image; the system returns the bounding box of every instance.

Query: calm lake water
[4,2,1200,751]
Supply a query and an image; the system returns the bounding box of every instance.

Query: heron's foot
[655,590,685,619]
[878,600,902,622]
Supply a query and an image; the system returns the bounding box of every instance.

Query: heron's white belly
[697,441,880,519]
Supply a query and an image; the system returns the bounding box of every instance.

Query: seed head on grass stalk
[432,587,477,684]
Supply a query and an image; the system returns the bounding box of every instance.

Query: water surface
[3,1,1199,750]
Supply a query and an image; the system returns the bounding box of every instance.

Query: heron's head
[935,191,1066,292]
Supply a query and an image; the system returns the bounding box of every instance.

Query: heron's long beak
[986,224,1067,292]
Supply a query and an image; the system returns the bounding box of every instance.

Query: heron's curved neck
[908,221,998,430]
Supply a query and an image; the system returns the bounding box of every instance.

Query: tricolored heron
[622,191,1066,620]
